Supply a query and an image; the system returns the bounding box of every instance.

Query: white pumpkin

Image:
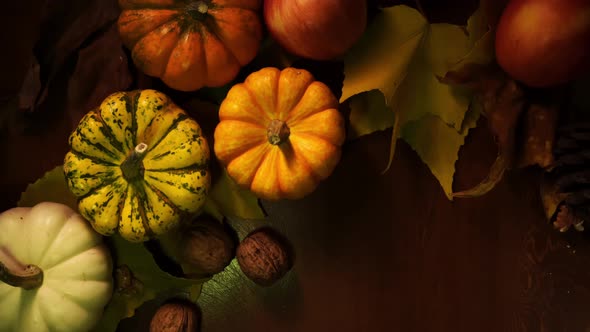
[0,202,113,332]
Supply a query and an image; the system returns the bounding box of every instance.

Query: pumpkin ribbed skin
[213,67,345,200]
[0,202,113,332]
[64,89,210,243]
[117,0,263,91]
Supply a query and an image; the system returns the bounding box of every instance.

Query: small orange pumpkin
[213,67,346,200]
[117,0,263,92]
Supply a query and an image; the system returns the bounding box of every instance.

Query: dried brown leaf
[539,173,569,222]
[67,22,132,127]
[442,64,526,157]
[554,205,584,233]
[452,153,507,198]
[17,56,43,111]
[484,78,526,162]
[443,63,526,197]
[0,0,45,102]
[438,62,499,87]
[33,0,120,111]
[516,103,559,169]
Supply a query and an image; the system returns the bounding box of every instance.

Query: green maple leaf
[17,166,208,332]
[207,169,266,221]
[194,216,300,332]
[18,166,78,210]
[341,5,485,128]
[346,90,395,141]
[401,103,481,199]
[90,236,206,332]
[340,3,494,199]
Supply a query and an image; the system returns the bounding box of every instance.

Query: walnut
[150,298,200,332]
[236,227,294,287]
[180,216,237,276]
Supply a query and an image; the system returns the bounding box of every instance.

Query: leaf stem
[382,109,400,174]
[0,246,44,290]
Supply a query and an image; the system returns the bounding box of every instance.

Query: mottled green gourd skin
[63,89,211,243]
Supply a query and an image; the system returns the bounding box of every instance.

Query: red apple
[495,0,590,87]
[263,0,367,60]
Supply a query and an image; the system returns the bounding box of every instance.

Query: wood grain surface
[2,1,590,332]
[113,121,590,332]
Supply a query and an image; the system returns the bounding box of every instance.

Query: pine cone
[550,122,590,230]
[554,205,584,232]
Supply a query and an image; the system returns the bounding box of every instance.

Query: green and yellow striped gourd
[63,89,210,242]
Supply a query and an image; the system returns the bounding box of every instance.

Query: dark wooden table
[3,1,590,331]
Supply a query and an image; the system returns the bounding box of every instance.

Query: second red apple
[495,0,590,87]
[263,0,367,60]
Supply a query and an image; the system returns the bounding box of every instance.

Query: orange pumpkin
[213,67,346,200]
[117,0,263,92]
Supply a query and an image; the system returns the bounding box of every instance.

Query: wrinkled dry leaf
[539,173,584,233]
[443,65,526,198]
[481,78,525,161]
[67,22,132,127]
[18,56,43,111]
[452,154,507,198]
[517,103,559,169]
[0,0,45,103]
[553,205,584,233]
[37,0,120,70]
[439,65,524,154]
[539,174,568,222]
[0,99,24,137]
[441,69,517,164]
[33,0,120,110]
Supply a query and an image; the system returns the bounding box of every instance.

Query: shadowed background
[2,0,590,331]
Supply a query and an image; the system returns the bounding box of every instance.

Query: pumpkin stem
[267,119,291,145]
[0,246,43,290]
[187,1,209,20]
[121,143,148,182]
[195,1,208,14]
